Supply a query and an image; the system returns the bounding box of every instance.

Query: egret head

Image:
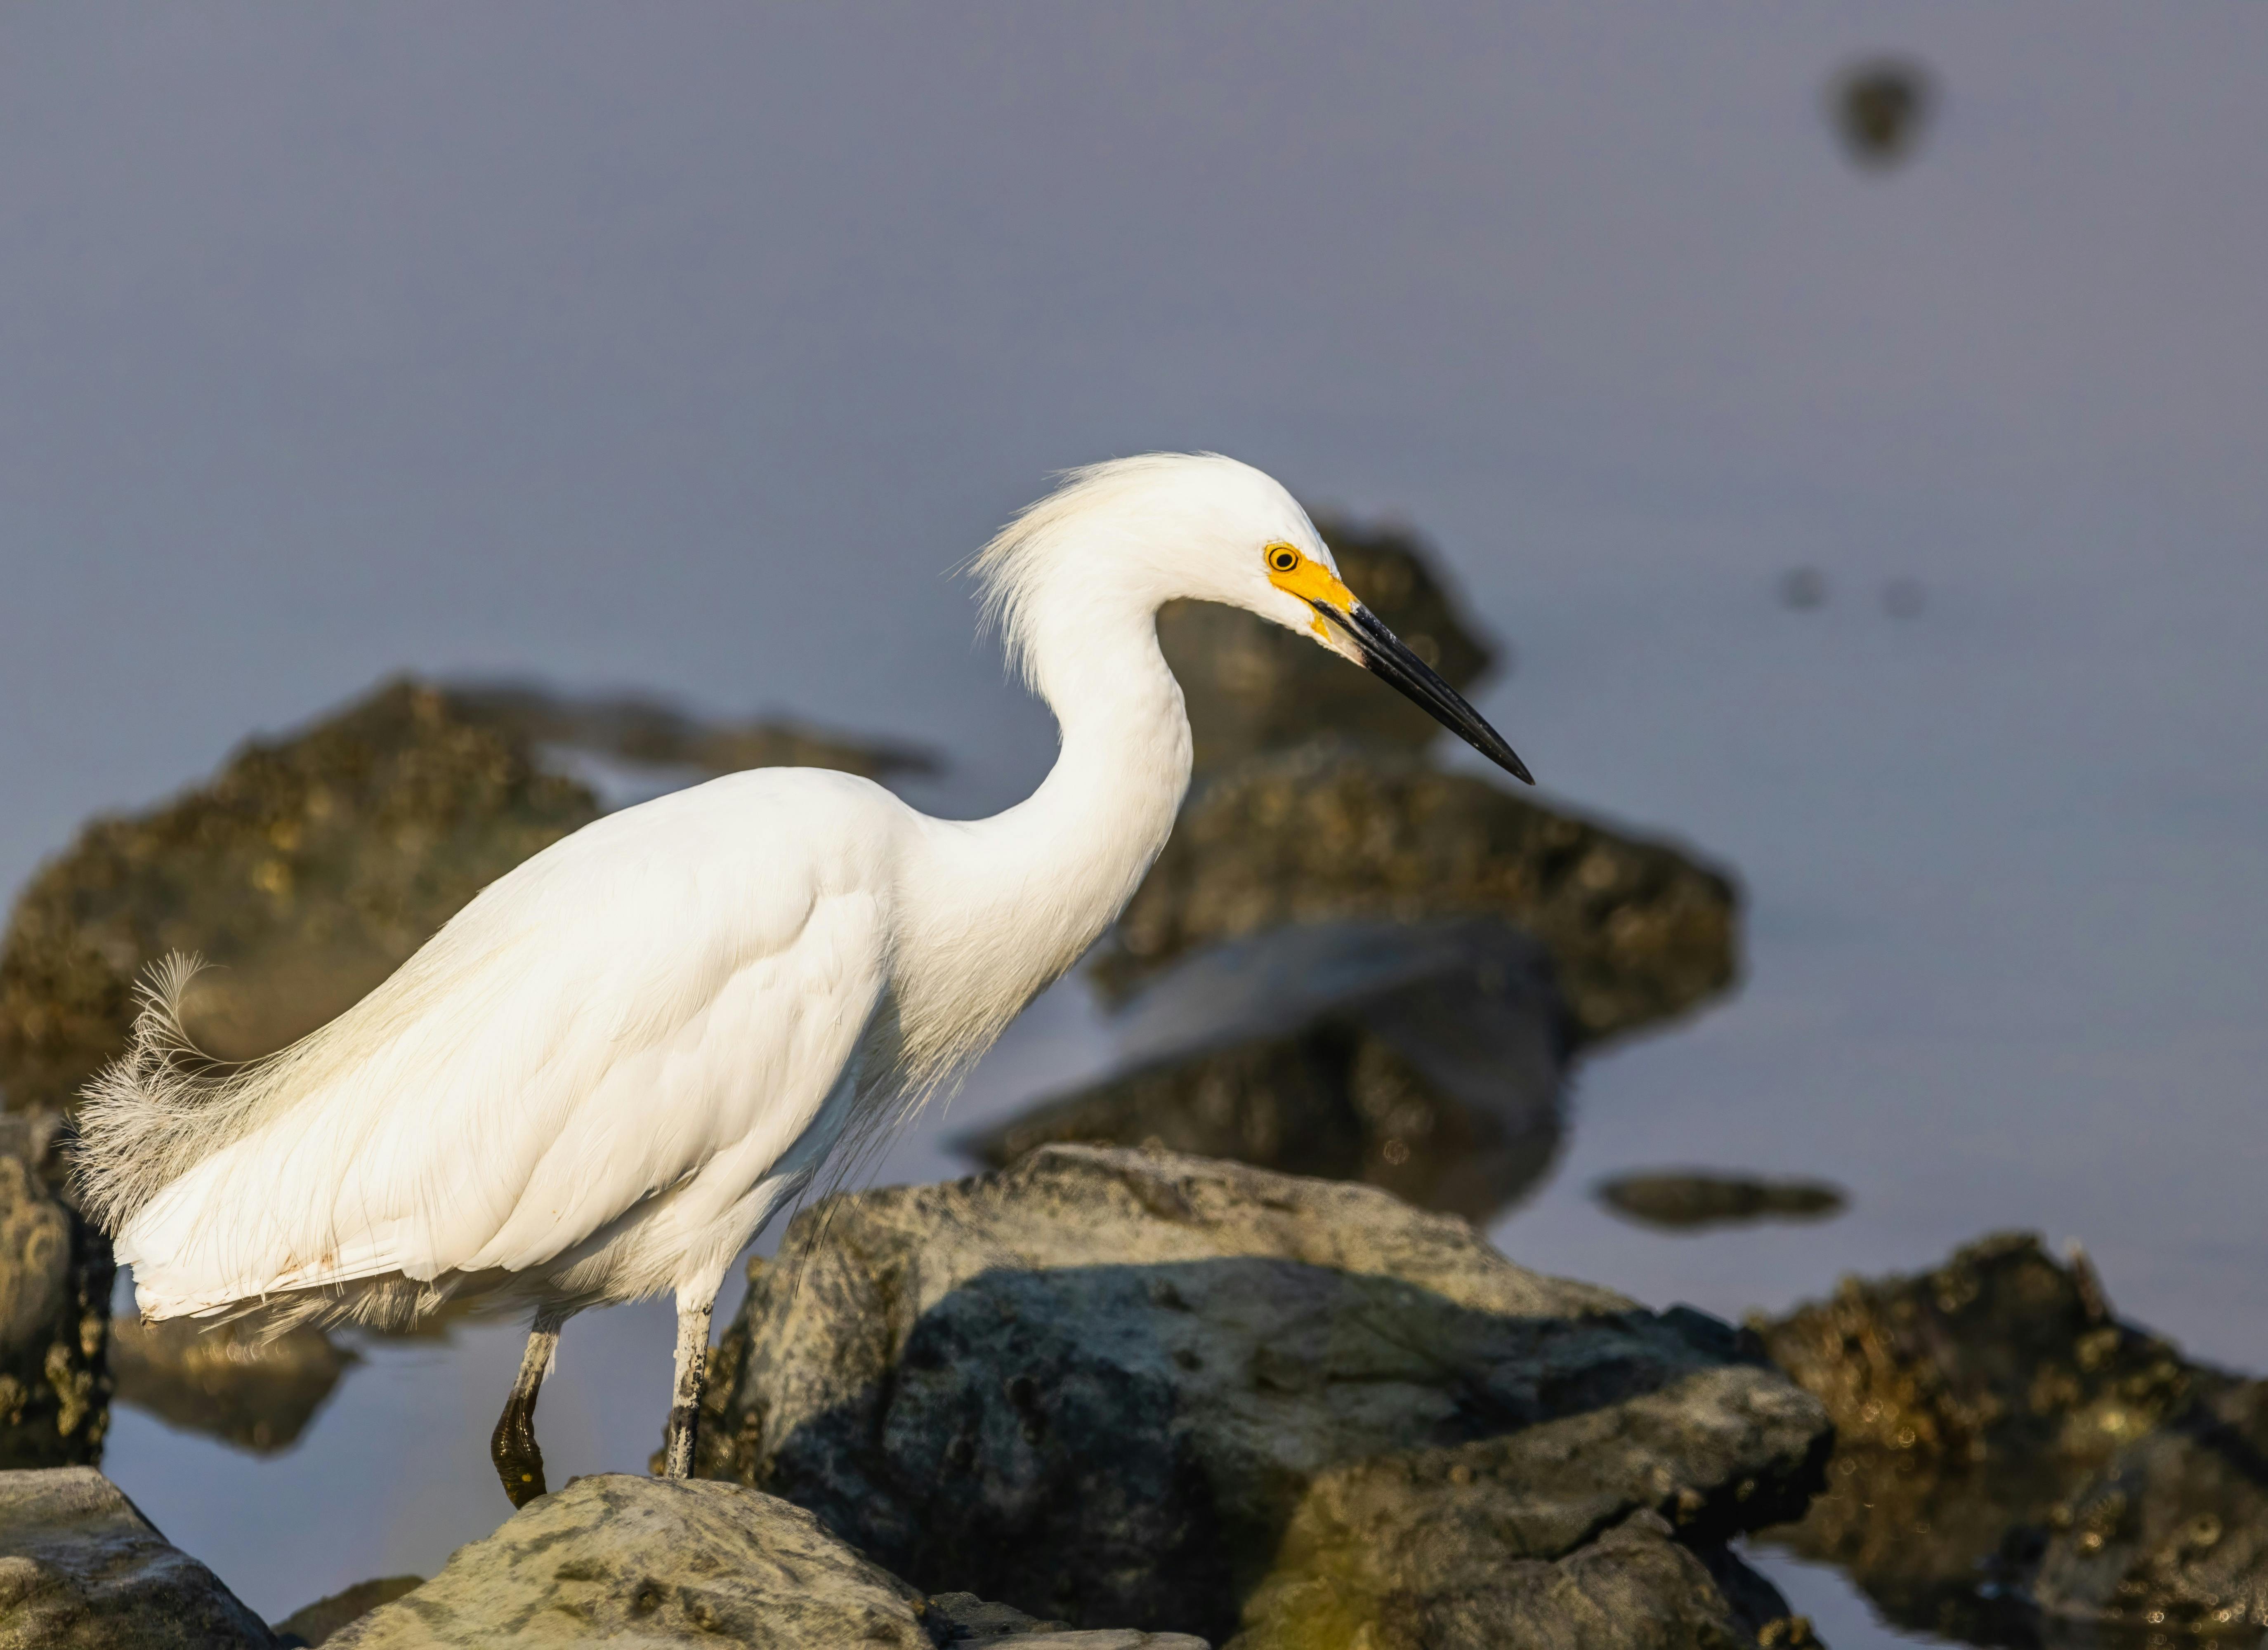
[977,453,1532,784]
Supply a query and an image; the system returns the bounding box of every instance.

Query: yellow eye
[1265,543,1302,573]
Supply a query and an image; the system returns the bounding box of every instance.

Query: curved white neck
[902,601,1193,1065]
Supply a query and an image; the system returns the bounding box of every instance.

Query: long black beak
[1315,601,1534,785]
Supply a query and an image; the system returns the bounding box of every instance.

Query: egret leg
[659,1280,720,1480]
[491,1307,568,1509]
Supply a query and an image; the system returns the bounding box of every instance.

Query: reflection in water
[965,919,1569,1223]
[110,1318,357,1455]
[1596,1172,1846,1232]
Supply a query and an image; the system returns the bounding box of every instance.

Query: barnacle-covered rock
[0,1114,110,1470]
[1756,1232,2265,1643]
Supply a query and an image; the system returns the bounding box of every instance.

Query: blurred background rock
[0,679,931,1116]
[1595,1171,1846,1233]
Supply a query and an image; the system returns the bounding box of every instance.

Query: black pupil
[1274,551,1295,568]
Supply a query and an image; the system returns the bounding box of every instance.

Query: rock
[1830,60,1933,169]
[442,682,939,785]
[110,1317,356,1454]
[271,1577,423,1648]
[692,1146,1830,1644]
[1595,1172,1845,1232]
[1088,745,1739,1047]
[1754,1232,2193,1465]
[1754,1232,2258,1643]
[0,1465,275,1648]
[0,1115,110,1469]
[0,679,601,1113]
[1156,517,1494,773]
[966,919,1567,1221]
[0,676,931,1117]
[1233,1506,1817,1650]
[326,1474,1204,1649]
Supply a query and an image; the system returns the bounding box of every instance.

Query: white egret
[73,453,1531,1505]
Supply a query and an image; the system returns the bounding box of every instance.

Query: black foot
[491,1391,547,1508]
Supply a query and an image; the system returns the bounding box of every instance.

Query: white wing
[118,769,899,1317]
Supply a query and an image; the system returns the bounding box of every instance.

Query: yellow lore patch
[1262,543,1359,641]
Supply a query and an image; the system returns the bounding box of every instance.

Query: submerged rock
[691,1146,1829,1645]
[1756,1232,2268,1642]
[326,1474,1204,1650]
[109,1317,356,1455]
[1596,1172,1845,1232]
[968,920,1567,1222]
[1089,746,1739,1048]
[1157,517,1494,774]
[0,1114,110,1469]
[0,1466,274,1648]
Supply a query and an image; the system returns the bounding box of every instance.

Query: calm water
[97,536,2268,1647]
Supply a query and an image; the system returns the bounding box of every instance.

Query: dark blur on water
[7,8,2265,1643]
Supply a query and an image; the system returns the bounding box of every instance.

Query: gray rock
[694,1146,1830,1644]
[0,1115,111,1469]
[327,1474,1203,1650]
[966,919,1567,1222]
[1087,745,1740,1048]
[0,1466,274,1648]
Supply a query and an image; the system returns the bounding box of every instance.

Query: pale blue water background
[6,7,2264,1641]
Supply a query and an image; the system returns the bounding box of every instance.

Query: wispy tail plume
[70,954,264,1236]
